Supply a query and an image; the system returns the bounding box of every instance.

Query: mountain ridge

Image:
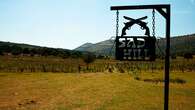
[74,33,195,56]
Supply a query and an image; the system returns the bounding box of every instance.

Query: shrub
[170,78,186,84]
[184,53,193,59]
[134,76,140,80]
[83,53,96,70]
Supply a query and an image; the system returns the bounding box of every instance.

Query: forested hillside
[0,41,82,58]
[75,34,195,57]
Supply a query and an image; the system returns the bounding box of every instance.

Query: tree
[97,55,105,59]
[83,53,96,70]
[30,48,38,56]
[0,45,11,53]
[71,51,82,58]
[11,45,22,55]
[23,48,30,54]
[0,49,3,55]
[184,53,193,60]
[171,55,177,59]
[40,47,49,56]
[59,50,70,59]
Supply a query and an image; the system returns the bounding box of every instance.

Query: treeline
[156,34,195,57]
[0,44,83,58]
[0,41,194,60]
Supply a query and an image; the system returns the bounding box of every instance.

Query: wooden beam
[111,4,169,10]
[164,5,170,110]
[156,8,168,19]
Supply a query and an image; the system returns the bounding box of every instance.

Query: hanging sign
[115,36,156,61]
[115,16,156,61]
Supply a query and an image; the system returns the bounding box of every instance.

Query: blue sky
[0,0,195,49]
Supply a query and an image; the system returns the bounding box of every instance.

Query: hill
[162,34,195,56]
[74,34,195,57]
[0,41,40,49]
[74,43,94,52]
[1,33,195,58]
[0,41,82,58]
[75,40,115,56]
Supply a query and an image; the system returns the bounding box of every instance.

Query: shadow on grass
[134,77,186,84]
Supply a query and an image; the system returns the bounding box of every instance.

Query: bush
[134,76,140,80]
[83,53,96,70]
[184,53,193,59]
[171,55,177,59]
[11,45,22,55]
[170,78,186,84]
[0,50,3,55]
[118,67,125,73]
[23,48,30,54]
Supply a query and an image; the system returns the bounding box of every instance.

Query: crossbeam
[111,4,169,10]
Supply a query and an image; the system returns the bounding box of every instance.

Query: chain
[152,9,155,37]
[152,9,165,55]
[116,10,119,37]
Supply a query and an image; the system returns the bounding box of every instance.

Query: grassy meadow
[0,56,195,110]
[0,56,195,73]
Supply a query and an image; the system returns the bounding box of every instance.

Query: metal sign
[115,15,156,61]
[116,36,156,61]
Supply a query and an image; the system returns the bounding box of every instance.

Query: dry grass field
[0,71,194,110]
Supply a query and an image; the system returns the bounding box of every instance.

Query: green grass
[0,72,195,110]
